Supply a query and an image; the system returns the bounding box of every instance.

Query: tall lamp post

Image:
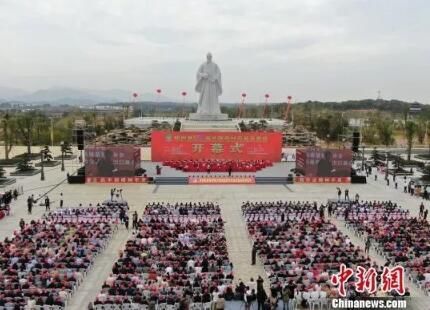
[40,149,45,181]
[385,152,389,179]
[263,94,270,119]
[181,91,187,118]
[238,93,246,118]
[60,141,65,172]
[361,144,366,171]
[156,89,162,117]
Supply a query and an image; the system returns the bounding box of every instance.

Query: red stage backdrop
[151,131,282,161]
[85,145,141,177]
[296,147,352,178]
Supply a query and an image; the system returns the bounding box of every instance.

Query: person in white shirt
[246,278,257,292]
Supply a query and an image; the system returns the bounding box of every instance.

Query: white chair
[319,291,330,310]
[190,303,202,310]
[202,302,212,310]
[157,303,167,310]
[302,292,310,303]
[309,291,320,310]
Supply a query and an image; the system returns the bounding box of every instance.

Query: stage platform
[141,161,295,184]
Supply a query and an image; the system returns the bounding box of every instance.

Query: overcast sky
[1,0,429,103]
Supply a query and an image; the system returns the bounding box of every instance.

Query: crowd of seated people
[330,200,430,293]
[163,160,272,173]
[143,202,221,217]
[243,201,382,302]
[93,202,234,309]
[0,206,119,309]
[0,189,18,220]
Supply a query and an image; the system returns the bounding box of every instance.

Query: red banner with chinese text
[188,176,255,184]
[294,176,351,183]
[151,131,282,161]
[86,176,147,183]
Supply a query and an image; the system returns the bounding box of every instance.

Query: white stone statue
[189,52,228,120]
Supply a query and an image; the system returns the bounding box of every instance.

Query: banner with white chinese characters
[296,147,352,178]
[295,176,351,183]
[188,176,255,184]
[85,145,141,178]
[151,131,282,161]
[86,177,147,183]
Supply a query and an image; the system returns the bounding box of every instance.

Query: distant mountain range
[0,86,174,105]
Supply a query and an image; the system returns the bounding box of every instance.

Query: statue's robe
[195,61,222,115]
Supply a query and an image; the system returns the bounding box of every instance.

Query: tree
[16,112,36,154]
[173,120,181,131]
[314,115,331,141]
[61,141,73,157]
[1,113,16,160]
[361,124,378,145]
[34,114,50,145]
[376,118,394,147]
[404,121,416,161]
[427,122,430,155]
[41,145,53,162]
[370,148,383,165]
[16,155,34,172]
[416,120,426,145]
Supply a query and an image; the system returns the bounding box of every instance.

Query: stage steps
[155,177,188,185]
[255,177,294,184]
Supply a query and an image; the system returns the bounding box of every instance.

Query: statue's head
[206,52,212,63]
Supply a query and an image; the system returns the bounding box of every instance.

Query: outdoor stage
[141,161,295,185]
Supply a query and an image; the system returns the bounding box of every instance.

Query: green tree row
[1,110,124,159]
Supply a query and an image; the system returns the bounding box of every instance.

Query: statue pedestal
[182,118,239,132]
[188,113,229,121]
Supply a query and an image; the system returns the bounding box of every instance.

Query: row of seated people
[163,160,272,173]
[92,202,234,309]
[330,200,430,292]
[0,190,16,220]
[243,201,324,221]
[327,200,409,221]
[46,203,126,222]
[143,202,220,216]
[243,201,386,300]
[0,206,119,309]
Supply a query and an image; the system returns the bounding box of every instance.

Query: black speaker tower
[76,129,84,150]
[352,132,360,153]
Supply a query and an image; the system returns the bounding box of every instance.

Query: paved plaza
[1,151,430,309]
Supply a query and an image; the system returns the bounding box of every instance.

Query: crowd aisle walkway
[67,228,132,310]
[220,198,270,291]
